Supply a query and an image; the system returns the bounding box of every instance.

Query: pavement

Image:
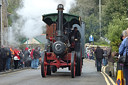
[0,67,29,75]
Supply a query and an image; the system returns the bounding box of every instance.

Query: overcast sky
[18,0,75,17]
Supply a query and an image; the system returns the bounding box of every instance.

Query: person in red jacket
[30,49,34,68]
[24,47,30,67]
[14,49,20,69]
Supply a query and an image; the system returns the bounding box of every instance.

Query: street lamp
[0,0,2,47]
[99,0,101,37]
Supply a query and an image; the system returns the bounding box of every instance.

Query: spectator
[24,47,30,67]
[14,49,20,69]
[119,30,128,85]
[102,47,108,66]
[90,48,94,60]
[108,49,115,77]
[19,50,24,68]
[85,46,88,59]
[10,47,14,69]
[30,49,35,69]
[6,47,12,70]
[0,47,2,72]
[95,46,104,72]
[33,47,40,69]
[1,46,8,71]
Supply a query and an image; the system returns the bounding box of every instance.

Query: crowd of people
[0,46,41,72]
[85,46,95,60]
[85,28,128,85]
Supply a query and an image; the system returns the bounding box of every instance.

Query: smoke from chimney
[7,0,75,46]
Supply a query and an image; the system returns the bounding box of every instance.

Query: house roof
[34,34,47,44]
[24,38,41,44]
[22,34,47,44]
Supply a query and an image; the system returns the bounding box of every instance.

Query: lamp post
[0,0,2,47]
[99,0,101,37]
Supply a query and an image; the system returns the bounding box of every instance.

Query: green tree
[101,0,128,51]
[69,0,97,19]
[84,14,99,42]
[107,17,128,51]
[7,0,22,25]
[102,0,128,29]
[69,0,101,43]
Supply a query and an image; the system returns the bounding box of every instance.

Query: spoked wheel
[41,52,47,77]
[47,65,51,75]
[71,52,76,78]
[76,51,82,76]
[52,66,57,73]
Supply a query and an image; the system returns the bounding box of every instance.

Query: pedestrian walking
[95,46,104,72]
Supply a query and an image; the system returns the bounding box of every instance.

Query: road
[0,59,114,85]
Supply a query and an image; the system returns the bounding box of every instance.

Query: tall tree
[102,0,128,51]
[69,0,101,42]
[84,14,99,42]
[7,0,22,25]
[107,17,128,51]
[102,0,128,28]
[69,0,97,19]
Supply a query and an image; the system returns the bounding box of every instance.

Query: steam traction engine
[41,4,85,78]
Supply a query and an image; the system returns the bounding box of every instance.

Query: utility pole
[0,0,2,47]
[99,0,101,37]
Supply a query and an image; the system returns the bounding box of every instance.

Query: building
[22,34,47,49]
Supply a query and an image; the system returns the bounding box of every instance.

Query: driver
[69,27,81,51]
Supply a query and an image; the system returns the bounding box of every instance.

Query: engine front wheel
[71,52,76,78]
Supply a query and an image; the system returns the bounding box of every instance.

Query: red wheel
[71,52,75,78]
[41,52,47,77]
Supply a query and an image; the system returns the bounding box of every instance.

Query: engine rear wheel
[41,52,47,77]
[71,52,76,78]
[52,66,57,73]
[47,65,51,75]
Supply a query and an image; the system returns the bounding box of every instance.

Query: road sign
[89,35,94,42]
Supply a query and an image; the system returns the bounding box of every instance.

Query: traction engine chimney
[56,4,64,41]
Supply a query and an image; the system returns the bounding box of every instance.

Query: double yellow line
[101,66,116,85]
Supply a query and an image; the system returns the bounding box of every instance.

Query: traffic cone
[116,70,125,85]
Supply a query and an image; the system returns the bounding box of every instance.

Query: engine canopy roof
[42,13,81,28]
